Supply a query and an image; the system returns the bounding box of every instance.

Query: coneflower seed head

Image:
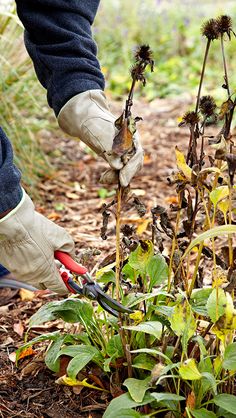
[216,15,233,38]
[201,19,219,40]
[179,111,200,127]
[199,95,217,117]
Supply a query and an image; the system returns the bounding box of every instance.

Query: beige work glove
[58,90,144,187]
[0,191,74,294]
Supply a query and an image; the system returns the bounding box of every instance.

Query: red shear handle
[55,251,87,275]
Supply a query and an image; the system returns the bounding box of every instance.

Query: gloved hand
[0,191,75,294]
[58,90,144,187]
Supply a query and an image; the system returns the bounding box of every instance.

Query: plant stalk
[195,39,211,113]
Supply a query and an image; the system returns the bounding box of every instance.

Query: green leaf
[191,408,217,418]
[190,288,213,316]
[223,343,236,371]
[123,321,162,339]
[16,331,60,363]
[103,392,154,418]
[210,186,229,207]
[123,377,150,403]
[130,348,171,364]
[179,359,202,380]
[102,409,142,418]
[183,225,236,258]
[201,372,217,395]
[132,354,157,371]
[58,345,100,360]
[45,335,66,372]
[122,263,136,283]
[170,301,196,354]
[214,394,236,414]
[127,290,173,309]
[29,299,94,327]
[151,392,185,402]
[206,288,227,323]
[129,240,154,275]
[147,254,168,290]
[67,351,96,380]
[96,270,116,284]
[107,334,124,357]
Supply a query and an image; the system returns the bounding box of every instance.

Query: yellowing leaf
[170,301,196,354]
[211,293,236,344]
[136,219,151,235]
[19,289,35,301]
[179,359,202,380]
[129,310,144,324]
[210,186,229,207]
[55,376,107,391]
[175,146,192,180]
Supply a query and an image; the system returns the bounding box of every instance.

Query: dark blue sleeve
[15,0,105,115]
[0,128,23,214]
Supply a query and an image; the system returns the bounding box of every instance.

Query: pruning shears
[54,251,133,317]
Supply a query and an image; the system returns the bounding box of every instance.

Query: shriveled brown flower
[134,44,154,71]
[216,15,235,39]
[130,63,146,85]
[179,111,200,127]
[201,19,219,40]
[199,95,217,117]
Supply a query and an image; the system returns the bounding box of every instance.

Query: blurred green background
[0,0,236,193]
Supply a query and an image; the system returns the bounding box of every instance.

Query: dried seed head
[179,111,200,127]
[134,44,154,71]
[216,15,234,39]
[199,95,217,117]
[201,19,219,40]
[130,63,146,85]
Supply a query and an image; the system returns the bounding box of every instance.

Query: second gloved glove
[58,90,144,187]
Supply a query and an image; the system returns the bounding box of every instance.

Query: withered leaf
[219,98,234,120]
[112,117,134,157]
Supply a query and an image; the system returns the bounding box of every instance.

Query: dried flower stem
[220,34,231,97]
[115,182,122,302]
[195,39,211,114]
[228,182,234,267]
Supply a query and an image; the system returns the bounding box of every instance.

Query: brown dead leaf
[112,118,133,156]
[19,288,35,301]
[186,391,196,409]
[13,321,24,337]
[0,336,14,347]
[20,360,43,378]
[47,212,62,221]
[66,192,79,200]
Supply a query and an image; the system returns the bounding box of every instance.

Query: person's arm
[15,0,144,187]
[15,0,105,115]
[0,128,74,294]
[0,128,23,215]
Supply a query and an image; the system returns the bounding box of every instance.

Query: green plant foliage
[129,240,154,276]
[179,359,202,380]
[123,377,150,403]
[191,409,217,418]
[170,301,196,354]
[206,288,227,323]
[123,321,163,340]
[103,392,154,418]
[223,342,236,371]
[147,254,169,290]
[213,394,236,415]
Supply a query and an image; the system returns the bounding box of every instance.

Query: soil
[0,95,194,418]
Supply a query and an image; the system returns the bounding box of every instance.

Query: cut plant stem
[220,34,230,97]
[115,181,122,302]
[195,39,211,113]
